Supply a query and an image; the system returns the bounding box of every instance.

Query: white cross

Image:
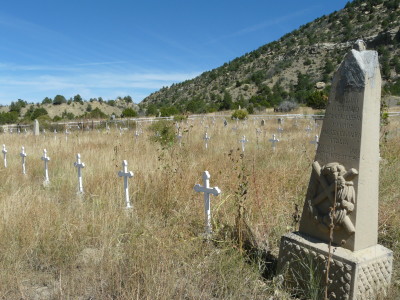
[305,125,312,136]
[269,134,280,150]
[41,149,50,184]
[74,153,85,194]
[203,132,210,149]
[310,135,319,150]
[65,128,70,141]
[176,132,183,146]
[239,135,248,152]
[193,171,221,235]
[277,126,284,137]
[20,146,27,174]
[2,144,7,168]
[118,160,134,209]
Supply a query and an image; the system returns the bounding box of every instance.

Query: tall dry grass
[0,115,398,299]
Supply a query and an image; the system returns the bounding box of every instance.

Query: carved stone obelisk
[278,41,393,300]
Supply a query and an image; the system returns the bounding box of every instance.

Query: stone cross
[2,144,7,168]
[278,42,393,300]
[41,149,50,184]
[310,135,319,150]
[74,153,85,194]
[193,171,221,235]
[118,160,134,209]
[20,146,27,174]
[268,134,279,150]
[203,132,210,149]
[239,135,248,152]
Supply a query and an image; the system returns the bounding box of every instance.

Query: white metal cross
[118,160,134,209]
[277,126,284,138]
[305,125,312,136]
[74,153,85,194]
[176,131,183,146]
[203,132,210,149]
[41,149,50,184]
[239,135,248,152]
[193,171,221,235]
[2,144,7,168]
[20,146,27,174]
[65,128,70,141]
[269,134,280,151]
[310,135,319,150]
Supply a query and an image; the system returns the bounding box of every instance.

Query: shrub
[231,109,248,120]
[307,90,328,109]
[149,120,175,147]
[121,108,138,118]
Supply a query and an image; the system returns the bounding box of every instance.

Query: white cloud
[0,68,201,104]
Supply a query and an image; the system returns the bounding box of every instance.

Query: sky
[0,0,350,105]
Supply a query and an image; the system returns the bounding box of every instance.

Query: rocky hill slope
[140,0,400,114]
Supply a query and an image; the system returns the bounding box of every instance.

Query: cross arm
[194,184,221,196]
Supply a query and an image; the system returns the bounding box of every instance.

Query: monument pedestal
[278,232,393,300]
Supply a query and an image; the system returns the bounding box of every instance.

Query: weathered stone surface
[299,47,381,251]
[278,232,393,300]
[34,119,40,136]
[278,44,393,300]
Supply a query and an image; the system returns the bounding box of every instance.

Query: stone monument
[277,41,393,299]
[33,119,40,136]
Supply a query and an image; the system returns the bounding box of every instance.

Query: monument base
[277,232,393,300]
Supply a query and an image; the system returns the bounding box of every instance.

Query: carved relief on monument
[306,161,358,241]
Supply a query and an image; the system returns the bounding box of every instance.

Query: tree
[220,91,233,110]
[146,104,158,116]
[121,107,137,117]
[73,94,82,103]
[307,90,328,109]
[123,95,133,103]
[53,95,67,105]
[30,108,48,120]
[42,97,53,105]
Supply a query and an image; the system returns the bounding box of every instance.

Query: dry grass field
[0,114,399,299]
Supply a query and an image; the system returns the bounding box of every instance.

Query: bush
[149,120,175,147]
[231,109,248,120]
[85,108,108,119]
[307,90,328,109]
[121,108,138,118]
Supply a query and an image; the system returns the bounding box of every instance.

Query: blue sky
[0,0,349,105]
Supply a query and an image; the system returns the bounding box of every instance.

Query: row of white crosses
[3,144,28,172]
[1,145,134,208]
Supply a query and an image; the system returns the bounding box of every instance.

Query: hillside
[0,97,139,125]
[140,0,400,115]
